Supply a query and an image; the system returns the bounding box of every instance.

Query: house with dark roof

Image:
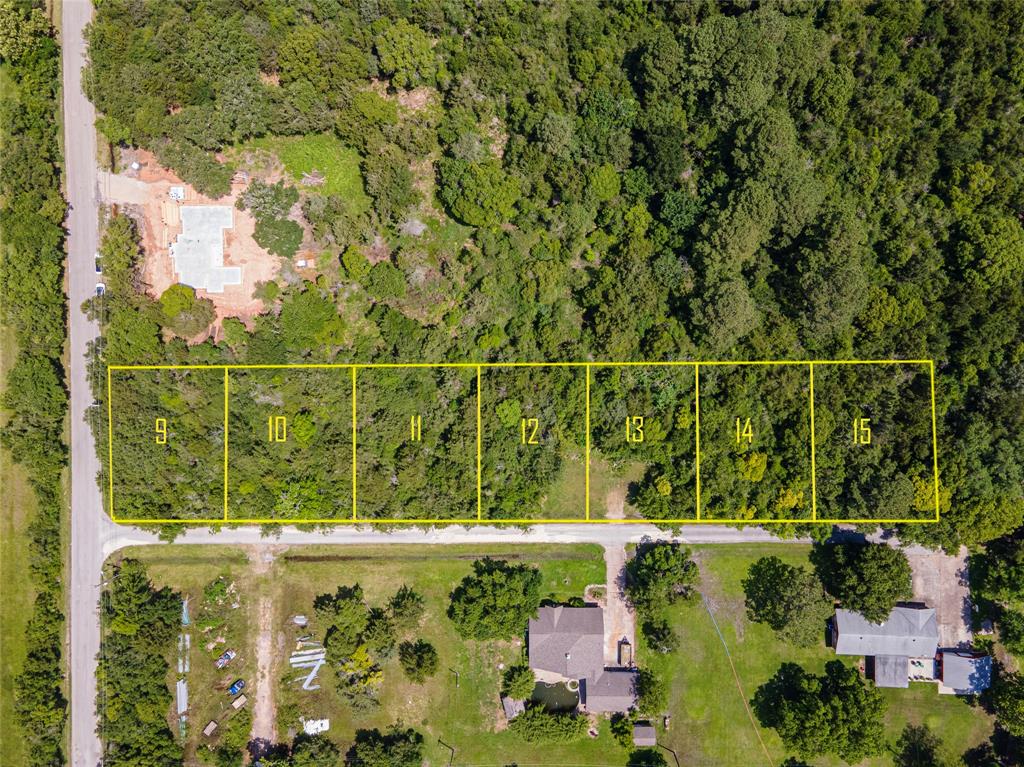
[832,606,939,688]
[527,605,638,713]
[584,669,637,712]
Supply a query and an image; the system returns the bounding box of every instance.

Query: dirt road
[603,545,636,665]
[251,596,277,744]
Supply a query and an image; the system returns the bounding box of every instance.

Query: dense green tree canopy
[626,543,699,616]
[447,558,542,640]
[811,542,913,623]
[2,8,68,764]
[345,726,423,767]
[743,556,833,646]
[80,0,1024,547]
[753,660,886,762]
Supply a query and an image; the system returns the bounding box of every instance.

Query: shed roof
[528,606,604,679]
[941,652,992,694]
[501,696,526,720]
[633,723,657,747]
[584,669,637,713]
[873,655,909,688]
[834,606,938,658]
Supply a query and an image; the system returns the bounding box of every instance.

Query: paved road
[62,2,104,765]
[99,519,810,559]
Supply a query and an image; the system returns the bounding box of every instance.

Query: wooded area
[0,4,67,765]
[83,0,1023,544]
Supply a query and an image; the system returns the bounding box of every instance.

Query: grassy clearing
[539,454,646,520]
[644,544,994,767]
[234,134,369,209]
[0,325,34,765]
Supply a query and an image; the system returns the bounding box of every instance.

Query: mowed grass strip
[645,544,994,767]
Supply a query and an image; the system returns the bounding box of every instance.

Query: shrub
[254,217,303,259]
[448,558,542,640]
[398,639,438,683]
[501,665,536,700]
[508,705,588,743]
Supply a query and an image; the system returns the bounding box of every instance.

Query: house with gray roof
[871,655,911,689]
[527,605,637,713]
[528,606,604,680]
[939,651,992,695]
[833,606,939,688]
[584,669,638,713]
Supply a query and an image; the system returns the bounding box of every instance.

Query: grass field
[233,133,370,210]
[644,544,994,767]
[0,325,35,765]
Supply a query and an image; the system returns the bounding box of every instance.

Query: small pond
[530,681,580,712]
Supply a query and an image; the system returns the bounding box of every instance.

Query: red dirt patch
[102,149,282,330]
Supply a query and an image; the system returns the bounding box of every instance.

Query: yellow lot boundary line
[106,359,941,526]
[351,366,357,520]
[107,359,934,370]
[476,366,482,521]
[929,360,941,522]
[809,363,817,522]
[694,363,701,521]
[585,364,591,521]
[110,517,940,525]
[223,368,229,520]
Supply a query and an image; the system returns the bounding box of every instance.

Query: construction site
[99,149,282,326]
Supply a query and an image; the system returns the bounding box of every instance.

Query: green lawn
[275,544,618,765]
[644,544,994,767]
[0,325,35,765]
[233,133,369,209]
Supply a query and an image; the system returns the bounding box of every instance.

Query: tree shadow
[247,738,288,763]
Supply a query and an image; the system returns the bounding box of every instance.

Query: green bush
[508,705,588,743]
[156,139,233,198]
[448,558,542,640]
[254,217,303,258]
[501,665,536,700]
[365,261,406,300]
[398,639,438,683]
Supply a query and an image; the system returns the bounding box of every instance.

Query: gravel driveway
[904,545,973,649]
